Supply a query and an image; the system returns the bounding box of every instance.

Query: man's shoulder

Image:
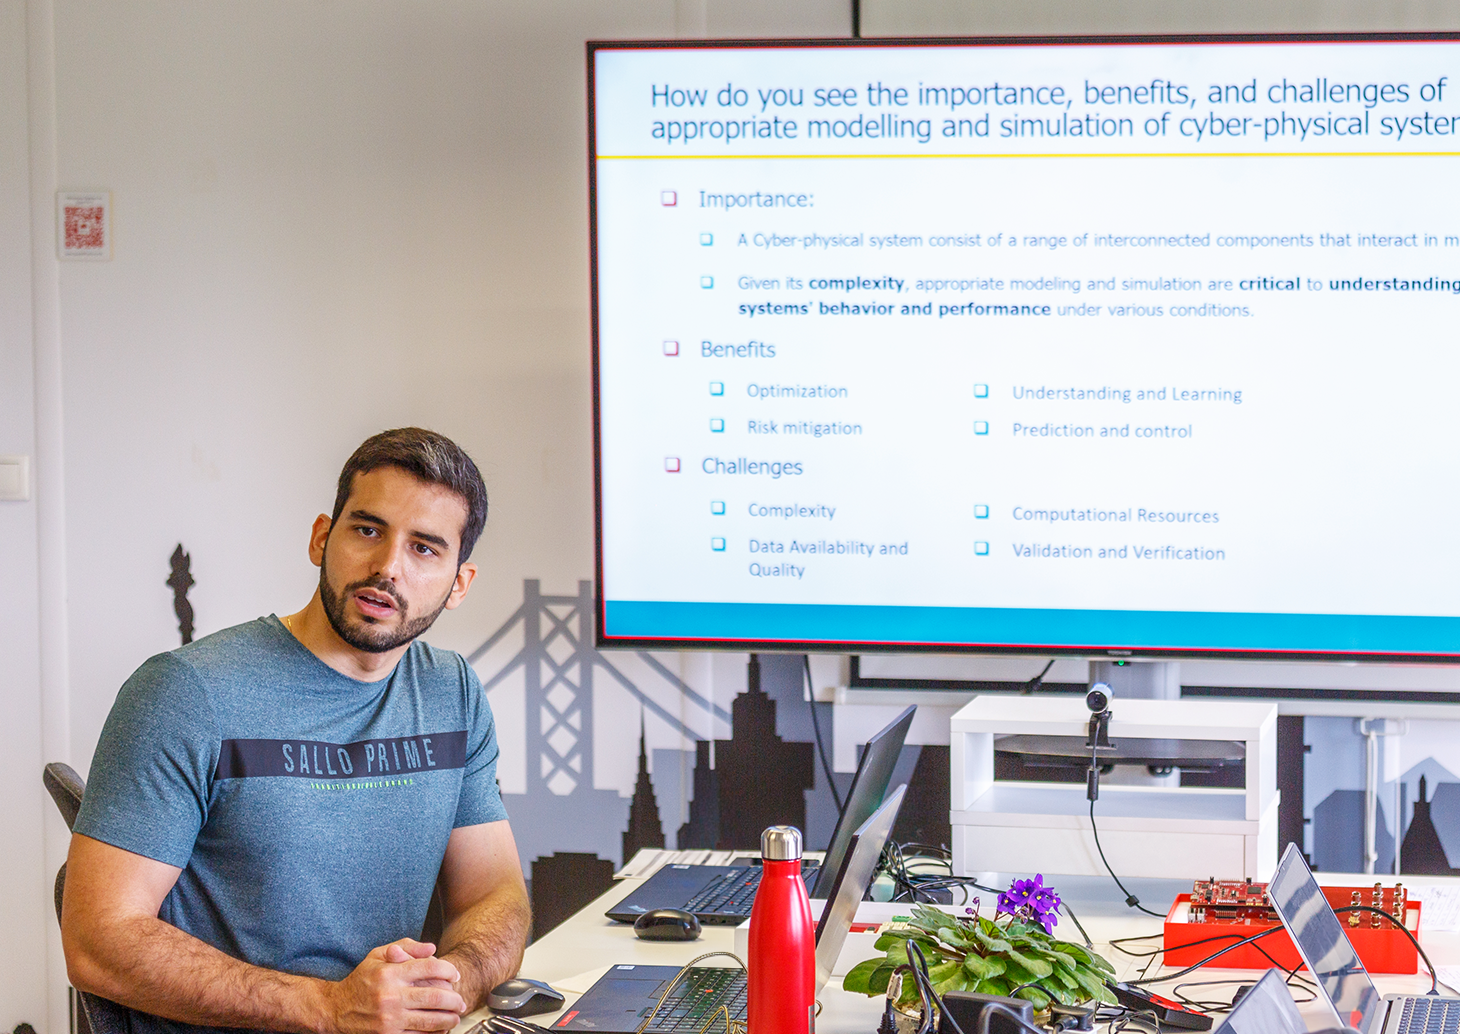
[170,616,288,671]
[402,637,478,686]
[125,617,286,697]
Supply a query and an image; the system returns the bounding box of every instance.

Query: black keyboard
[1397,997,1460,1034]
[681,864,822,920]
[639,968,747,1033]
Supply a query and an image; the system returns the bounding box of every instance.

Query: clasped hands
[325,937,468,1034]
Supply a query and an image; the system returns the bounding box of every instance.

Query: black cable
[804,656,845,817]
[1126,925,1295,986]
[1021,658,1057,694]
[1088,798,1166,918]
[1061,899,1095,949]
[1333,904,1439,994]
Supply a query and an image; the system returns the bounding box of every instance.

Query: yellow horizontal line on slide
[598,151,1460,159]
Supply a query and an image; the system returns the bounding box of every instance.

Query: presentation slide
[590,38,1460,657]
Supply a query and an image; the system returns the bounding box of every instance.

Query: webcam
[1086,684,1111,713]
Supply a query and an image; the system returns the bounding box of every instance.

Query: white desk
[457,872,1460,1033]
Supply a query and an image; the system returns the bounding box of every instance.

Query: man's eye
[414,543,437,556]
[357,526,379,537]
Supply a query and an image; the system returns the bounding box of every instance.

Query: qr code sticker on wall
[58,192,110,259]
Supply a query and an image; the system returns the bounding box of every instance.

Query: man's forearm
[438,880,533,1010]
[68,912,328,1033]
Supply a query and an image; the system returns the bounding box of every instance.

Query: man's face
[311,466,475,654]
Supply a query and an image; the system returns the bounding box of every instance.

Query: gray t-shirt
[73,616,507,1031]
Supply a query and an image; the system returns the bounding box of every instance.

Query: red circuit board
[1188,877,1409,930]
[1166,878,1420,973]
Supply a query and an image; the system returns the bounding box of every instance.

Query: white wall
[2,0,53,1028]
[863,0,1460,35]
[12,0,1460,1026]
[6,0,853,1026]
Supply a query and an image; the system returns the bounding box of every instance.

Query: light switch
[0,455,30,501]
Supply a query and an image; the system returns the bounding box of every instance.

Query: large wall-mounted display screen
[589,36,1460,659]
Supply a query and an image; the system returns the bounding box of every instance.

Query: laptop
[559,783,907,1032]
[1213,969,1308,1034]
[606,705,916,925]
[1269,842,1460,1033]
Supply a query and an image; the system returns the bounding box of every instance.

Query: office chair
[43,761,450,1030]
[42,762,130,1034]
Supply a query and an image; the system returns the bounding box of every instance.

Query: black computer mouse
[633,907,702,941]
[487,977,565,1017]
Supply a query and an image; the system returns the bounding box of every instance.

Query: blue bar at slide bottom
[603,600,1460,655]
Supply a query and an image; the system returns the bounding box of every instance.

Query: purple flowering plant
[843,874,1116,1013]
[996,873,1063,934]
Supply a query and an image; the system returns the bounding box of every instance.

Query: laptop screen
[813,783,906,993]
[1269,843,1384,1033]
[810,705,915,899]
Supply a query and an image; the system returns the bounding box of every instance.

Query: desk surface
[457,871,1460,1033]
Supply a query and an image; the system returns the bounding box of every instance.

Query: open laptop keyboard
[682,864,822,919]
[683,870,760,916]
[638,968,748,1033]
[1397,997,1460,1033]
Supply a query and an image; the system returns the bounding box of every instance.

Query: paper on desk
[1410,885,1460,932]
[1434,966,1460,996]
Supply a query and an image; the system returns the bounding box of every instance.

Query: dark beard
[318,553,452,654]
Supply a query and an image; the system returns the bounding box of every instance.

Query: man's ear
[444,562,477,610]
[308,514,333,568]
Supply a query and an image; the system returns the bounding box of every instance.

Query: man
[63,428,531,1034]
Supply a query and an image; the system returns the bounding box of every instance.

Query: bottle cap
[761,825,803,861]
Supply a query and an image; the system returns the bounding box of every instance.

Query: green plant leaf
[1036,980,1077,1007]
[1068,965,1117,1003]
[1006,948,1053,980]
[931,967,968,998]
[1048,948,1080,971]
[962,953,1005,981]
[975,976,1011,997]
[1001,958,1039,989]
[1047,962,1080,991]
[1053,941,1116,975]
[1012,986,1051,1010]
[927,961,963,985]
[935,926,972,949]
[842,959,884,996]
[973,926,1013,954]
[885,938,939,964]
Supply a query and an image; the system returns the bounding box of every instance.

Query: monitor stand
[1089,660,1180,701]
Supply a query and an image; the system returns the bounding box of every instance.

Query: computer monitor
[589,36,1460,662]
[810,704,916,898]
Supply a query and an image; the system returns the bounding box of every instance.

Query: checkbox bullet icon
[710,418,724,432]
[974,541,989,555]
[974,421,989,435]
[663,340,679,356]
[711,501,726,515]
[974,383,989,398]
[700,233,713,245]
[665,457,680,472]
[700,276,714,289]
[974,505,989,519]
[711,537,726,551]
[709,381,724,396]
[661,190,677,206]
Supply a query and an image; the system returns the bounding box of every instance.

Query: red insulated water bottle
[747,825,816,1034]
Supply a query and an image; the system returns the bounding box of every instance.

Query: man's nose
[373,534,410,579]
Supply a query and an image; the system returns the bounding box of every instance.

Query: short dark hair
[331,428,489,562]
